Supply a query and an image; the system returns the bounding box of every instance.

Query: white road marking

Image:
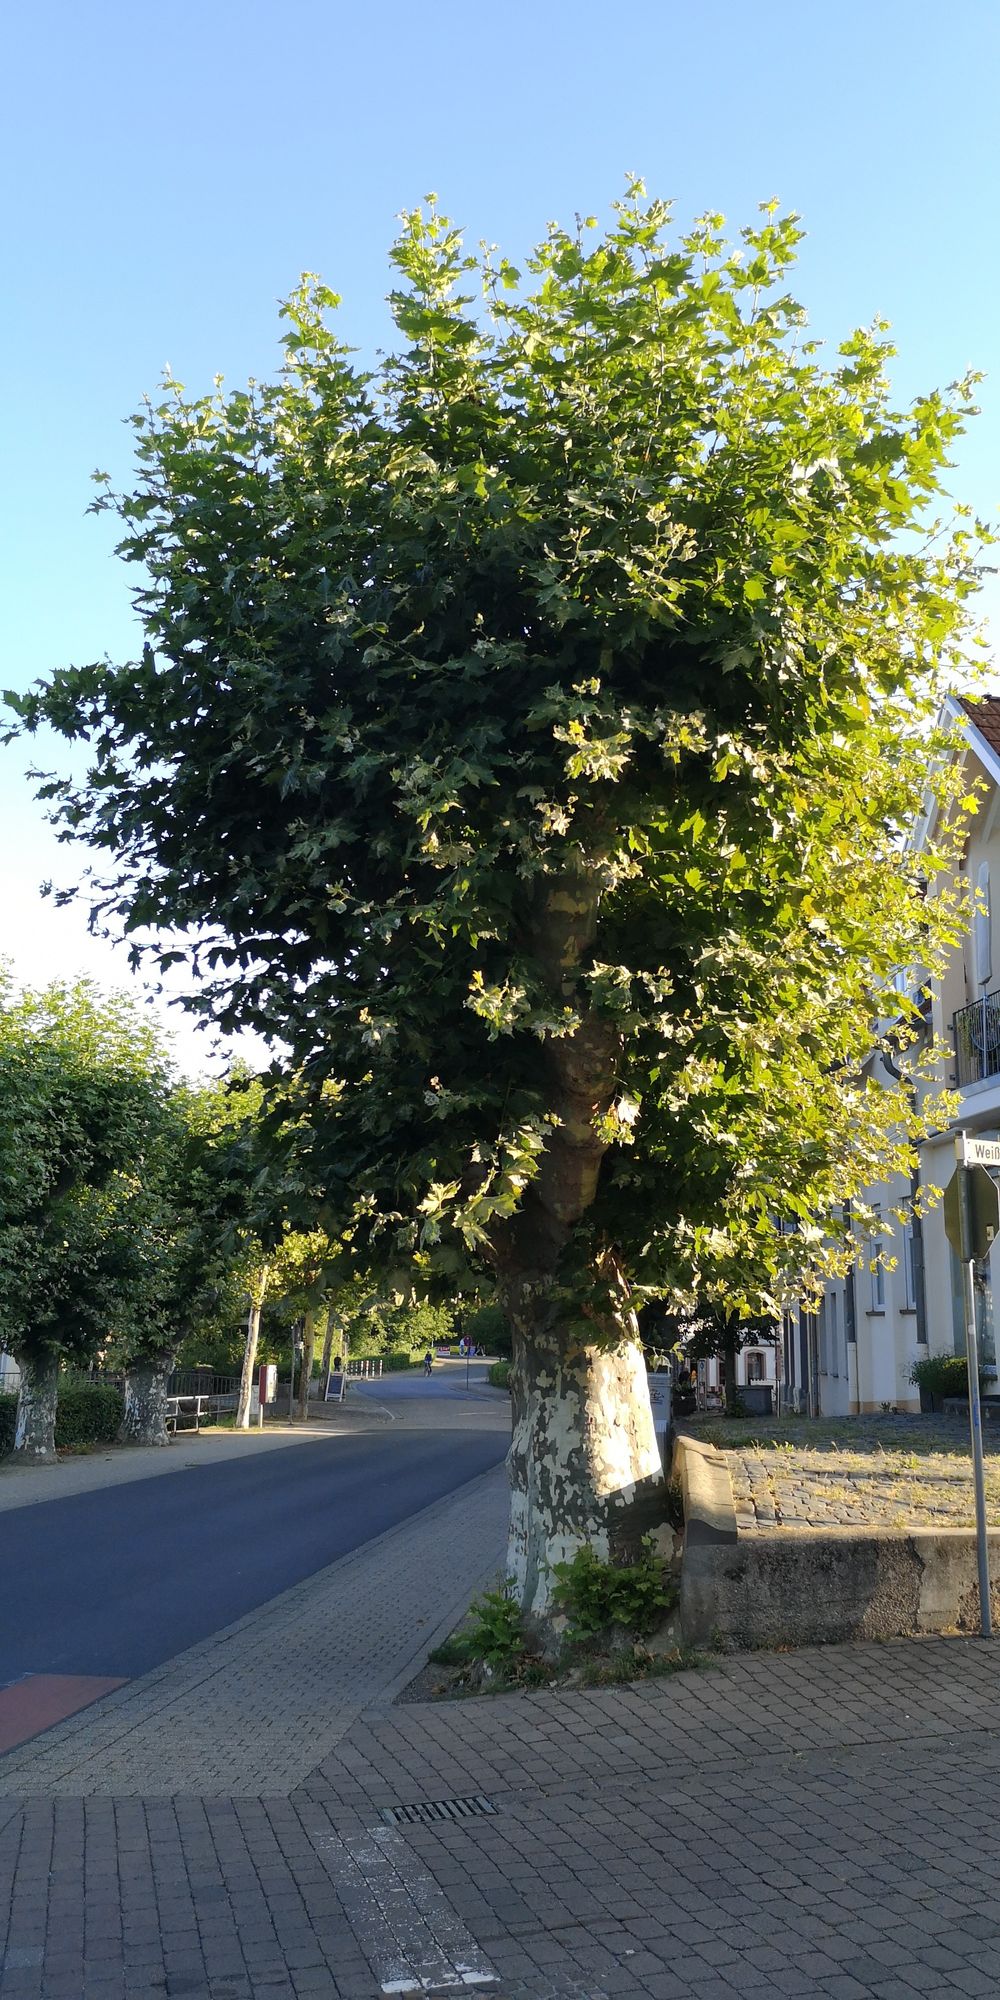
[317,1823,497,1992]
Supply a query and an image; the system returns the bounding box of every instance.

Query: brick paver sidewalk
[4,1443,1000,1998]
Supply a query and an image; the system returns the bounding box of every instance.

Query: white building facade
[802,696,1000,1416]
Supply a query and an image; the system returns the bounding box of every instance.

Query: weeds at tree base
[552,1537,675,1641]
[425,1548,689,1698]
[422,1637,706,1699]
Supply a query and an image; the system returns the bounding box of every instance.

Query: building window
[903,1223,917,1311]
[976,860,992,987]
[746,1350,766,1382]
[829,1290,839,1377]
[870,1212,885,1312]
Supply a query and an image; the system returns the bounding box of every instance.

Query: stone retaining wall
[674,1431,1000,1648]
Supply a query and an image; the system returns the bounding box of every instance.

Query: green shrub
[431,1585,524,1673]
[55,1383,124,1448]
[464,1587,524,1669]
[0,1395,16,1458]
[551,1538,672,1641]
[488,1359,511,1390]
[909,1353,973,1398]
[464,1302,511,1356]
[383,1349,417,1371]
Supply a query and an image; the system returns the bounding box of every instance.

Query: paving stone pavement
[0,1465,510,1799]
[6,1445,1000,1997]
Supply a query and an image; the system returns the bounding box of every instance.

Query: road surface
[0,1400,508,1687]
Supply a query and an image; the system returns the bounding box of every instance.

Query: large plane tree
[9,187,986,1624]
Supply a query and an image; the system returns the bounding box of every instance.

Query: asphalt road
[356,1356,501,1402]
[0,1424,508,1685]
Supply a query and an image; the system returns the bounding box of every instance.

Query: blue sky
[2,0,998,1070]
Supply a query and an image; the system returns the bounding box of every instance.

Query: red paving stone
[0,1673,126,1753]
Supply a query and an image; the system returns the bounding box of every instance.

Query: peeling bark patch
[121,1366,170,1445]
[316,1825,498,1991]
[13,1358,59,1461]
[507,1330,663,1617]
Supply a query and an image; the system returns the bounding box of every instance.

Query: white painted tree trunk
[236,1301,263,1429]
[119,1364,171,1445]
[506,1327,663,1640]
[13,1354,60,1464]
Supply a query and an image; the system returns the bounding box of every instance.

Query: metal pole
[961,1169,993,1636]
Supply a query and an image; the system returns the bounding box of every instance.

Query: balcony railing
[954,991,1000,1086]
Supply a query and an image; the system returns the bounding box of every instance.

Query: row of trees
[8,185,992,1636]
[0,968,335,1457]
[0,968,500,1459]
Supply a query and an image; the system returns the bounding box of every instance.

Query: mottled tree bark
[13,1353,60,1463]
[296,1309,319,1420]
[505,1321,662,1634]
[489,868,664,1641]
[119,1363,171,1445]
[236,1299,264,1428]
[722,1315,741,1416]
[319,1308,335,1386]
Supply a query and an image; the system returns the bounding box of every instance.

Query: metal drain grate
[380,1795,497,1828]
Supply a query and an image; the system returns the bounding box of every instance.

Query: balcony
[954,991,1000,1086]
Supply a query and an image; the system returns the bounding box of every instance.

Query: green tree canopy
[8,186,990,1608]
[0,967,174,1455]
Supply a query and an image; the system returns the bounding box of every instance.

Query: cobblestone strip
[315,1824,497,1992]
[0,1465,508,1800]
[699,1413,1000,1533]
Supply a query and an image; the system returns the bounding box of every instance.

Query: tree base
[119,1366,172,1446]
[13,1355,60,1464]
[507,1329,664,1644]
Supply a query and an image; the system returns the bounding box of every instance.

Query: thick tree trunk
[319,1309,335,1385]
[296,1310,318,1421]
[119,1363,171,1446]
[492,865,664,1646]
[506,1322,663,1641]
[722,1317,740,1416]
[236,1301,263,1429]
[14,1354,60,1464]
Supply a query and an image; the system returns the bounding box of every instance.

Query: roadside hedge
[383,1349,418,1371]
[0,1384,124,1457]
[488,1359,512,1391]
[56,1384,124,1447]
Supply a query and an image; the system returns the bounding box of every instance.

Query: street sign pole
[959,1164,993,1638]
[947,1135,1000,1638]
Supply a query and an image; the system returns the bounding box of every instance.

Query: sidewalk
[4,1455,1000,1998]
[0,1464,508,1799]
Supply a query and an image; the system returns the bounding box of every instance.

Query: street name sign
[956,1135,1000,1169]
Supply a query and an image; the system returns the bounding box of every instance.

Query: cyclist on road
[423,1350,433,1377]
